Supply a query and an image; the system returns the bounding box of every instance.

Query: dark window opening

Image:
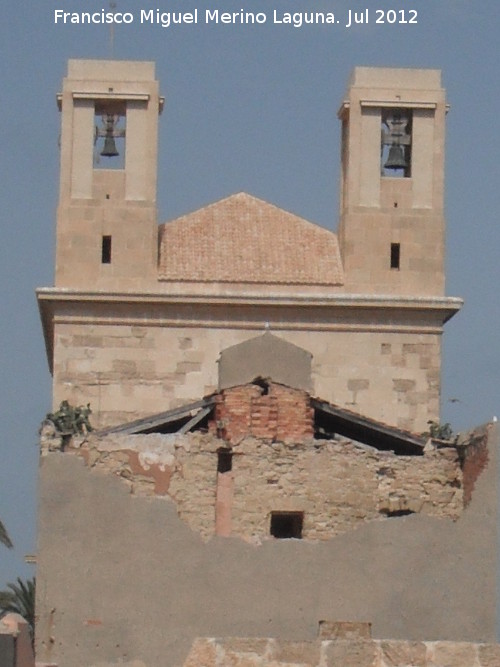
[101,236,112,264]
[217,448,233,473]
[390,243,400,270]
[270,512,303,539]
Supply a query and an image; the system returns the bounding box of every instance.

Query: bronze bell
[100,135,119,158]
[384,144,407,170]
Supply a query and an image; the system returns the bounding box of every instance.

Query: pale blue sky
[0,0,499,588]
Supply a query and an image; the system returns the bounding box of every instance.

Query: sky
[0,0,499,590]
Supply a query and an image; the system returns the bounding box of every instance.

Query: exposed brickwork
[460,427,490,507]
[183,637,500,667]
[210,382,314,445]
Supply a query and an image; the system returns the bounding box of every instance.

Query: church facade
[37,60,461,433]
[34,60,500,667]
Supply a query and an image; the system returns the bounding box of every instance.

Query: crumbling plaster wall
[35,424,498,667]
[40,424,463,542]
[51,321,441,432]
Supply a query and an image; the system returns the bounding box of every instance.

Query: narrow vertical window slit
[390,243,400,270]
[102,235,112,264]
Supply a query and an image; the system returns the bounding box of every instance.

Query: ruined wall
[35,424,498,667]
[52,321,441,432]
[40,385,463,543]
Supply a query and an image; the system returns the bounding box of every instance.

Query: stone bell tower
[337,67,447,296]
[55,60,163,290]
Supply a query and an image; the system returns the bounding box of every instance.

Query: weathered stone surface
[380,640,426,666]
[429,641,477,666]
[318,621,372,640]
[477,643,500,667]
[222,639,272,655]
[222,651,263,667]
[39,384,465,543]
[183,639,217,667]
[50,322,444,434]
[271,640,320,665]
[323,639,378,667]
[182,638,500,667]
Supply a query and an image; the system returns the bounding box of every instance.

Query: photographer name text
[54,8,418,29]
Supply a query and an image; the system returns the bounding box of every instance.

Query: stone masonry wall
[184,636,500,667]
[51,321,441,433]
[40,382,464,542]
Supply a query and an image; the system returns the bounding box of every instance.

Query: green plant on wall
[45,401,93,436]
[425,420,454,441]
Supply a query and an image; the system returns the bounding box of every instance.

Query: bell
[384,144,407,170]
[100,135,119,158]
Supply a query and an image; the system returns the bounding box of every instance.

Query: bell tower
[337,67,447,296]
[55,60,163,290]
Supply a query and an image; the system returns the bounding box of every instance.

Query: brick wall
[209,381,314,444]
[460,426,489,507]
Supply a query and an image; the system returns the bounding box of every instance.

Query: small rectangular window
[102,235,112,264]
[270,512,303,539]
[217,449,233,473]
[390,243,400,270]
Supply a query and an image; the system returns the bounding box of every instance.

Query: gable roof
[158,193,344,285]
[97,382,426,456]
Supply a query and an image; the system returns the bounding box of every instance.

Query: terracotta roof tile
[158,193,344,285]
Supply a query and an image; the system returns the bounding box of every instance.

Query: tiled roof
[158,193,344,285]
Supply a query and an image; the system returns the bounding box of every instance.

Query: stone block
[272,640,320,664]
[72,335,104,348]
[347,379,370,391]
[176,361,202,373]
[112,360,138,375]
[221,638,271,655]
[380,640,426,666]
[183,638,217,667]
[391,355,406,368]
[222,650,264,667]
[324,639,378,667]
[430,641,477,666]
[478,643,500,667]
[318,621,372,640]
[179,337,193,349]
[393,379,416,392]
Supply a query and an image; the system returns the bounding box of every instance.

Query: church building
[37,60,462,433]
[34,62,500,667]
